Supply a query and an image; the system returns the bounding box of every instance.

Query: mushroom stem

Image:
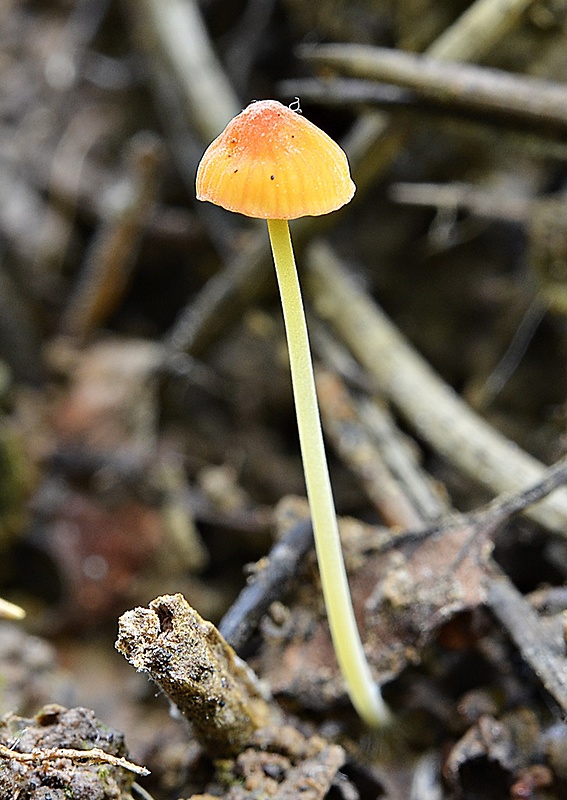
[266,218,390,728]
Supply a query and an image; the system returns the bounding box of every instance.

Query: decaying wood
[115,594,352,796]
[255,451,567,711]
[115,593,277,757]
[190,727,346,800]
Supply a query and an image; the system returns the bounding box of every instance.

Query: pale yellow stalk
[267,218,390,727]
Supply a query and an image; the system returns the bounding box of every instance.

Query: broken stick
[115,593,275,757]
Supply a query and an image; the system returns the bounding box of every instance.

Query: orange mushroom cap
[196,100,355,220]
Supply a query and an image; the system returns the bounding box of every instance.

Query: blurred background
[1,1,567,798]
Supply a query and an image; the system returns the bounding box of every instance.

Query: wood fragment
[115,593,276,757]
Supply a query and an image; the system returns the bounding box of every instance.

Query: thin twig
[468,296,548,410]
[469,452,567,531]
[391,181,533,225]
[125,0,241,258]
[356,398,447,523]
[126,0,240,143]
[313,321,446,522]
[362,451,567,556]
[219,518,314,654]
[279,76,567,160]
[299,45,567,133]
[316,368,426,529]
[0,743,149,777]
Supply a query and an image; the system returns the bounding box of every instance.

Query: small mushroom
[196,100,390,728]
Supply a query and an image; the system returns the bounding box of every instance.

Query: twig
[116,593,276,757]
[124,0,241,258]
[467,296,547,410]
[313,321,446,522]
[304,239,567,537]
[468,452,567,531]
[219,518,314,654]
[356,398,447,523]
[342,0,542,187]
[0,742,149,777]
[316,368,426,529]
[391,181,532,225]
[487,573,567,714]
[279,77,567,161]
[223,0,277,94]
[362,451,567,557]
[296,46,567,135]
[165,231,275,356]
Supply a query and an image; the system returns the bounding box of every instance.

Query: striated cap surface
[196,100,355,220]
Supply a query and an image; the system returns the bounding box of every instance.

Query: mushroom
[196,99,390,727]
